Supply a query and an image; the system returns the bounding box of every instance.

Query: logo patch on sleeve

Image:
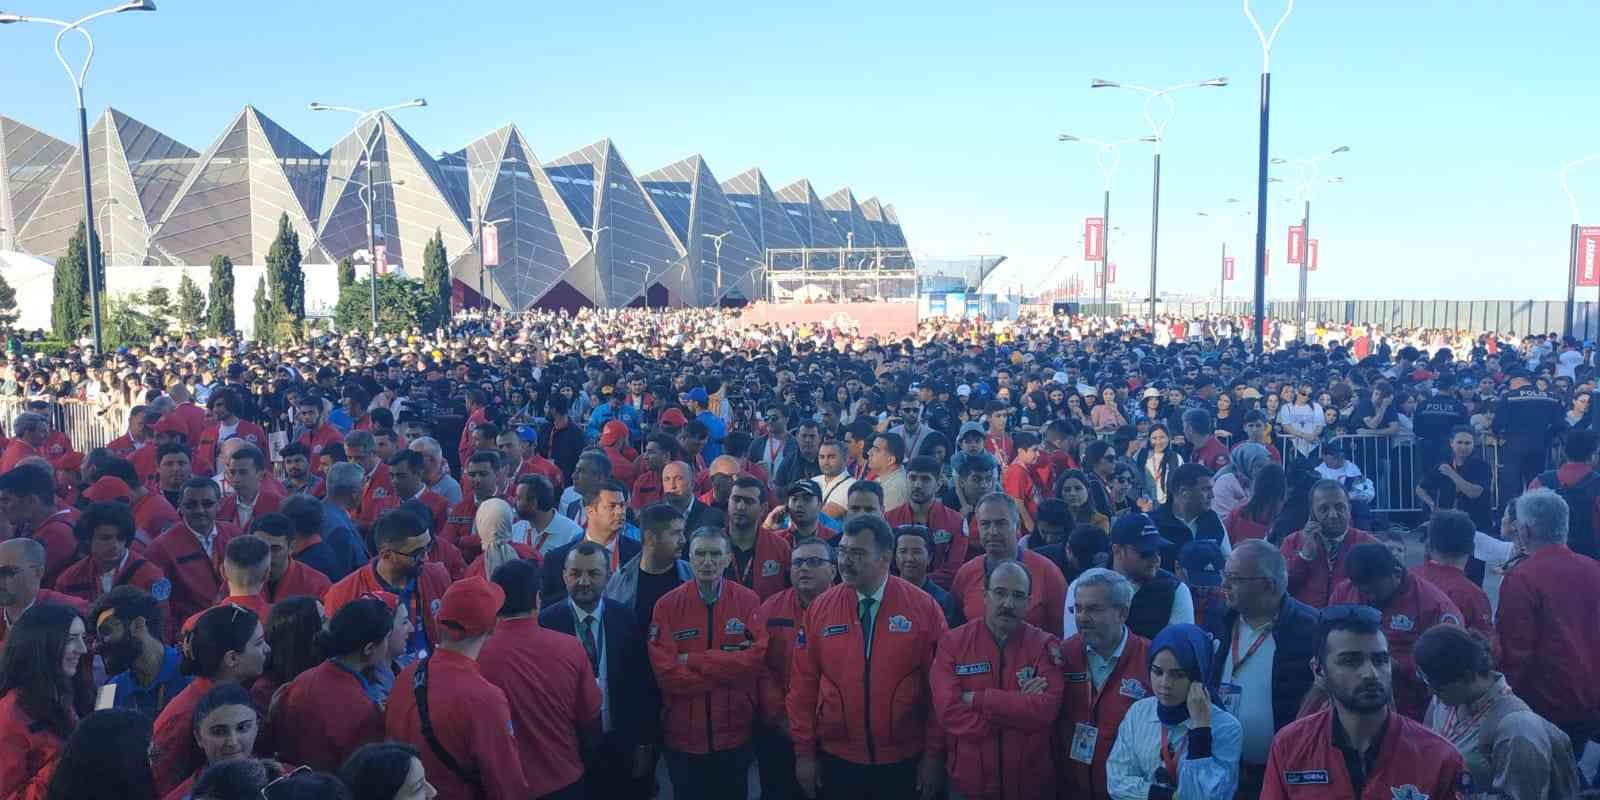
[1283,770,1329,785]
[822,624,850,637]
[954,661,992,676]
[1388,614,1415,632]
[672,628,700,641]
[1389,785,1429,800]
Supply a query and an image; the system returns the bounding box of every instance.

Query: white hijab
[474,498,519,579]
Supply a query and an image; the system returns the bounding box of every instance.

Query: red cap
[436,577,504,638]
[153,415,188,436]
[82,476,134,504]
[601,420,630,447]
[658,408,688,428]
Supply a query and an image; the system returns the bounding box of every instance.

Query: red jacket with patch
[297,424,345,475]
[1054,630,1151,800]
[386,649,528,800]
[754,588,810,727]
[931,620,1064,800]
[1260,708,1465,800]
[647,579,767,754]
[53,553,169,621]
[1280,528,1378,608]
[464,542,540,580]
[787,576,948,765]
[215,484,285,528]
[1329,572,1462,720]
[1411,562,1495,654]
[355,463,397,529]
[951,549,1066,639]
[132,493,181,546]
[726,529,791,601]
[441,496,482,561]
[194,420,269,474]
[478,616,601,797]
[322,560,452,656]
[887,502,973,589]
[144,522,239,631]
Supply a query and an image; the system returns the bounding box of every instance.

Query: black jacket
[1203,593,1318,735]
[538,598,661,750]
[1149,506,1228,573]
[919,578,965,630]
[539,536,643,609]
[678,499,725,547]
[540,420,587,489]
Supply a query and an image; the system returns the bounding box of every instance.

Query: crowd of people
[0,306,1595,800]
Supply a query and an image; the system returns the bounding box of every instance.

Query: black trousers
[664,743,753,800]
[755,726,799,800]
[1504,439,1549,494]
[584,736,653,800]
[818,750,920,800]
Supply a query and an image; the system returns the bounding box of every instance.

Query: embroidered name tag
[1065,672,1089,683]
[766,617,795,628]
[822,624,850,637]
[725,618,746,635]
[672,628,700,641]
[1284,770,1330,785]
[954,662,992,676]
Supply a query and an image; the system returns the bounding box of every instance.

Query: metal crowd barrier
[1276,431,1504,516]
[0,396,120,452]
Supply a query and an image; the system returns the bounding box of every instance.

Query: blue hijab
[1148,623,1216,725]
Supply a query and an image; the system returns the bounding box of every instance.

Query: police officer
[787,514,949,800]
[1492,370,1563,490]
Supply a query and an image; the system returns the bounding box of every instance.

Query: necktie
[858,597,876,656]
[579,616,600,677]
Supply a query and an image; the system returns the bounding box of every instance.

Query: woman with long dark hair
[43,708,156,800]
[1055,470,1110,532]
[253,597,325,710]
[1224,463,1287,545]
[0,604,89,798]
[151,604,269,795]
[339,742,437,800]
[269,596,404,773]
[1134,424,1184,506]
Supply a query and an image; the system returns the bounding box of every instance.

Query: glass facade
[822,187,879,248]
[720,168,805,255]
[774,179,847,249]
[0,117,74,251]
[641,156,764,304]
[860,196,907,248]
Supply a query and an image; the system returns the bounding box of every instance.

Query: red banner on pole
[482,223,500,267]
[1084,217,1105,262]
[1108,262,1117,284]
[1580,227,1600,287]
[1287,226,1305,264]
[1308,239,1319,272]
[1223,256,1236,281]
[1094,265,1105,289]
[374,245,388,275]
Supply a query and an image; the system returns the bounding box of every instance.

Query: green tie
[858,597,877,657]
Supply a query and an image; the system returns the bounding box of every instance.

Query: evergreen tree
[207,255,236,336]
[145,286,174,331]
[264,213,304,340]
[337,256,356,290]
[422,228,451,327]
[0,270,18,330]
[252,276,273,343]
[52,223,89,340]
[176,272,206,332]
[334,274,432,335]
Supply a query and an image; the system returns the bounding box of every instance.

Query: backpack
[1538,468,1600,558]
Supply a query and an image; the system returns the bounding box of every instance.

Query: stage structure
[763,245,917,304]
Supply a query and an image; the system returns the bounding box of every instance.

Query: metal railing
[1275,432,1504,516]
[0,396,120,452]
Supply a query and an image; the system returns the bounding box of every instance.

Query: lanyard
[1159,725,1180,784]
[1231,621,1274,674]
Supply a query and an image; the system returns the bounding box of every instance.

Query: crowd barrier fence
[0,396,119,452]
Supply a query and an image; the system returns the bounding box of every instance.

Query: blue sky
[1,0,1596,300]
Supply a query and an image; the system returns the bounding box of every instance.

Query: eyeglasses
[1318,604,1382,624]
[393,543,431,560]
[261,765,312,798]
[793,556,834,569]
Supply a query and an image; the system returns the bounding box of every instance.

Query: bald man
[0,538,87,645]
[662,461,724,549]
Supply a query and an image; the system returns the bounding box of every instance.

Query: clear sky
[1,0,1596,300]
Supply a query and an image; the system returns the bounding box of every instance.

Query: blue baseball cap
[515,425,537,443]
[1177,540,1227,587]
[1110,512,1172,555]
[686,387,709,404]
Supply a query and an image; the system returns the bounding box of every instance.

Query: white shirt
[571,598,610,731]
[1063,575,1193,640]
[812,472,856,511]
[513,512,582,555]
[1276,402,1325,457]
[1106,696,1243,800]
[1218,617,1277,765]
[99,550,132,595]
[1085,626,1130,692]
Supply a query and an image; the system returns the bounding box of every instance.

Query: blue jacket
[695,410,726,459]
[586,402,642,441]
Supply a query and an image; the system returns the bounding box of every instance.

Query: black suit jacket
[681,500,725,542]
[538,598,660,750]
[539,536,643,609]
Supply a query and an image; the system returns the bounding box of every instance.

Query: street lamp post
[1197,198,1249,305]
[1058,134,1151,314]
[329,176,405,326]
[1090,76,1228,329]
[702,231,733,307]
[1270,147,1347,338]
[309,98,426,328]
[1561,157,1600,337]
[1,1,158,351]
[1244,0,1295,359]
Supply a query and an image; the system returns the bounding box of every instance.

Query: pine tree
[265,214,304,340]
[176,272,206,332]
[252,276,273,343]
[422,228,451,328]
[52,223,89,340]
[207,255,236,336]
[145,286,174,331]
[337,256,356,290]
[0,270,18,330]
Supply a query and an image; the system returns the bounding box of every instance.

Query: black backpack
[1537,469,1600,559]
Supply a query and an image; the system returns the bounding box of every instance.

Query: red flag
[1084,217,1105,262]
[1308,239,1319,272]
[1580,227,1600,287]
[1287,226,1305,264]
[482,223,500,268]
[1094,265,1105,289]
[1108,262,1117,283]
[1223,256,1236,281]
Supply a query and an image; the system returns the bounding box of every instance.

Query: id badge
[1070,723,1099,764]
[1218,682,1242,716]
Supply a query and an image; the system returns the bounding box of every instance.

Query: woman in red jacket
[0,604,90,800]
[150,604,269,795]
[268,596,398,772]
[163,683,261,800]
[1224,464,1286,546]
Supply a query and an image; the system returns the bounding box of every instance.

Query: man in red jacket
[1497,487,1600,748]
[648,526,767,800]
[324,508,453,663]
[385,576,529,800]
[194,389,269,478]
[216,446,284,529]
[53,501,170,617]
[0,537,88,646]
[346,430,397,528]
[249,513,331,605]
[886,456,970,589]
[0,462,79,587]
[0,412,48,473]
[144,478,239,634]
[952,493,1066,637]
[1261,604,1465,800]
[1280,480,1377,608]
[930,560,1064,800]
[726,476,791,600]
[457,389,490,471]
[294,396,345,476]
[1054,567,1151,800]
[787,514,948,800]
[1329,543,1462,721]
[442,451,502,563]
[1413,510,1495,648]
[754,537,836,800]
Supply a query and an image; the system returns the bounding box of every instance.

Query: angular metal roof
[640,155,764,304]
